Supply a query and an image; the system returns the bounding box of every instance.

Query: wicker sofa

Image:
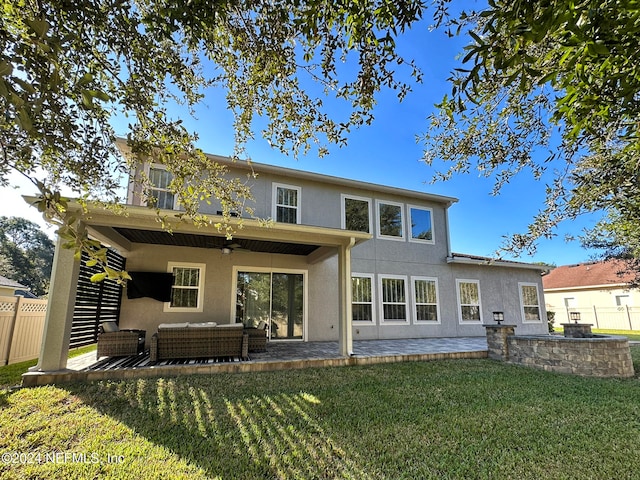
[96,322,146,359]
[150,322,248,363]
[244,320,268,352]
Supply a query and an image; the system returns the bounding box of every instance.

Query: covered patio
[24,198,373,386]
[23,337,488,386]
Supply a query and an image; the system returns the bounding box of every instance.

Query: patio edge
[21,350,488,387]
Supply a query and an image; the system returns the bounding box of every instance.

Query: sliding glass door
[236,270,305,340]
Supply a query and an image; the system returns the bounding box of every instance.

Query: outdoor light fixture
[492,311,504,325]
[570,311,581,323]
[221,247,232,255]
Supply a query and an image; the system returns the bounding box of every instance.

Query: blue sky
[0,11,603,266]
[170,18,602,267]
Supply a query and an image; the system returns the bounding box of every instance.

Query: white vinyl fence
[555,306,640,331]
[0,295,48,365]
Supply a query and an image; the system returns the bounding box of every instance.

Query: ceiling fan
[221,240,250,254]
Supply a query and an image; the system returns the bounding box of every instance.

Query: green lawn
[553,328,640,341]
[0,345,96,389]
[592,329,640,341]
[1,348,639,479]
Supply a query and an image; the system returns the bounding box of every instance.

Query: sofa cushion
[216,323,244,329]
[158,322,189,329]
[101,321,119,333]
[188,322,217,328]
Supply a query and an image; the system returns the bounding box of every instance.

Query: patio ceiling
[114,227,320,256]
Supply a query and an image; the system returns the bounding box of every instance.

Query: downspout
[445,202,453,259]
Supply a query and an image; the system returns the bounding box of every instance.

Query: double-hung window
[408,206,434,243]
[519,283,542,322]
[376,200,404,240]
[352,274,375,323]
[342,195,371,233]
[456,279,482,323]
[273,183,301,224]
[148,165,175,210]
[379,275,408,323]
[165,262,205,312]
[412,277,440,323]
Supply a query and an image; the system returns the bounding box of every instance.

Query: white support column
[338,238,355,356]
[31,227,83,371]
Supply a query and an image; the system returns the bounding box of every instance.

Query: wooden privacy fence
[0,295,48,365]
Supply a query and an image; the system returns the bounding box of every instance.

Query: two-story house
[32,144,548,373]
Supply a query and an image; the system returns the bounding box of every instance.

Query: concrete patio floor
[23,337,488,387]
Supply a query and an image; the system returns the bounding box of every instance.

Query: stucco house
[543,260,640,330]
[32,144,549,373]
[0,275,31,297]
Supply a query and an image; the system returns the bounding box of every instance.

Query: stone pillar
[484,325,516,361]
[562,323,593,338]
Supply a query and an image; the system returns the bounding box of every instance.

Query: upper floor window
[456,279,482,323]
[409,206,434,243]
[342,195,371,233]
[273,183,301,224]
[165,262,205,312]
[519,283,542,323]
[376,200,404,240]
[148,166,175,210]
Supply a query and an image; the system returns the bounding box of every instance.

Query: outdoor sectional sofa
[96,322,146,359]
[150,322,249,363]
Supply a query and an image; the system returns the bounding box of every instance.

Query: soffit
[115,227,320,256]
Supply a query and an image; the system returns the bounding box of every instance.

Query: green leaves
[424,0,640,259]
[25,18,50,38]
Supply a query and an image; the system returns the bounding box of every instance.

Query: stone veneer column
[484,325,516,361]
[562,323,593,338]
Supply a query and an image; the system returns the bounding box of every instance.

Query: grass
[0,345,96,389]
[1,347,639,479]
[553,328,640,341]
[592,329,640,341]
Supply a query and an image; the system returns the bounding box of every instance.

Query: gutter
[447,253,552,272]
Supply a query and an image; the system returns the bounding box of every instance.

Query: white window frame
[341,194,372,234]
[411,276,441,324]
[146,163,177,210]
[456,279,483,324]
[376,200,405,241]
[519,282,542,323]
[164,262,206,313]
[272,183,301,224]
[378,274,409,324]
[231,266,308,342]
[351,273,376,325]
[407,205,435,244]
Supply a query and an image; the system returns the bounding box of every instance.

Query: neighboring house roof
[447,252,550,272]
[542,260,635,290]
[0,274,29,290]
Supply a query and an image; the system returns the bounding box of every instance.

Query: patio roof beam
[86,225,132,256]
